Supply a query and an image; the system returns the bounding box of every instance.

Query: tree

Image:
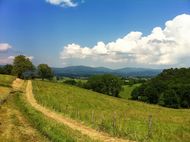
[2,64,13,75]
[86,74,123,97]
[37,64,53,80]
[12,55,35,78]
[159,89,180,108]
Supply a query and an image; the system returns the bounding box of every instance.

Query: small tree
[37,64,53,80]
[12,55,35,78]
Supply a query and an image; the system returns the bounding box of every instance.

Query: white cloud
[0,56,34,65]
[0,43,12,52]
[46,0,78,7]
[60,14,190,68]
[8,56,34,61]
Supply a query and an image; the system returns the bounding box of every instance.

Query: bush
[63,79,77,85]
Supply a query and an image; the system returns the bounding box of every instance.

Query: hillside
[52,66,162,77]
[132,68,190,108]
[33,80,190,142]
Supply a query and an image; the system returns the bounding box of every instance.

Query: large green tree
[12,55,35,78]
[86,74,123,97]
[37,64,53,80]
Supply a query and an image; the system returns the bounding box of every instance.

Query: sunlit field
[33,80,190,142]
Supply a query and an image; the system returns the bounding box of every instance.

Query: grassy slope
[0,74,16,87]
[33,80,190,142]
[15,92,95,142]
[0,75,48,142]
[119,84,141,99]
[0,75,95,142]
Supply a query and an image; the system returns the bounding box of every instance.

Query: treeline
[0,55,53,80]
[131,68,190,108]
[63,74,124,97]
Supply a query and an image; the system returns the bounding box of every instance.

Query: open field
[33,80,190,142]
[0,75,97,142]
[119,84,141,99]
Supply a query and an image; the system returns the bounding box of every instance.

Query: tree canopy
[131,68,190,108]
[86,74,123,97]
[37,64,53,80]
[12,55,35,78]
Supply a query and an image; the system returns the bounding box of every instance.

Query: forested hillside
[132,68,190,108]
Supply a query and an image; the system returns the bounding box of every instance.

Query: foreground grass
[33,80,190,142]
[0,94,49,142]
[15,91,96,142]
[0,75,48,142]
[0,87,11,101]
[119,84,141,99]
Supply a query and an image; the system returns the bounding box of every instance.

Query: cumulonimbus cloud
[46,0,78,7]
[60,14,190,68]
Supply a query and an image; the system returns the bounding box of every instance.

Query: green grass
[0,74,15,101]
[119,84,141,99]
[14,91,96,142]
[0,75,48,142]
[33,80,190,142]
[0,74,16,87]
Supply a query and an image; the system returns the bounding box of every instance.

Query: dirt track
[25,80,132,142]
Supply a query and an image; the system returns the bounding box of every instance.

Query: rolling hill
[52,66,162,77]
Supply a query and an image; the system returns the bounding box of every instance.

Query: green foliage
[0,64,13,75]
[37,64,53,80]
[12,55,35,78]
[131,68,190,108]
[63,79,77,85]
[33,80,190,142]
[86,74,123,97]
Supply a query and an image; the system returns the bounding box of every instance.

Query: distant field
[33,80,190,142]
[119,84,141,99]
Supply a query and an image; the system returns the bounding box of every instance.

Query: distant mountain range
[52,66,162,77]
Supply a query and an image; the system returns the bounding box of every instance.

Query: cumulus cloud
[46,0,78,7]
[8,55,34,61]
[0,43,12,52]
[60,14,190,68]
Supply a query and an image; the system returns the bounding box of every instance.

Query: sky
[0,0,190,69]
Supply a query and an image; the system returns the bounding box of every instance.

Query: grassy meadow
[0,74,16,87]
[0,74,96,142]
[33,80,190,142]
[0,74,15,102]
[119,84,141,99]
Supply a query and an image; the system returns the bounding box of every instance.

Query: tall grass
[33,80,190,142]
[0,74,16,87]
[14,92,96,142]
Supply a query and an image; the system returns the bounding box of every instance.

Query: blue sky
[0,0,190,68]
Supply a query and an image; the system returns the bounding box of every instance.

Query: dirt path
[25,80,132,142]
